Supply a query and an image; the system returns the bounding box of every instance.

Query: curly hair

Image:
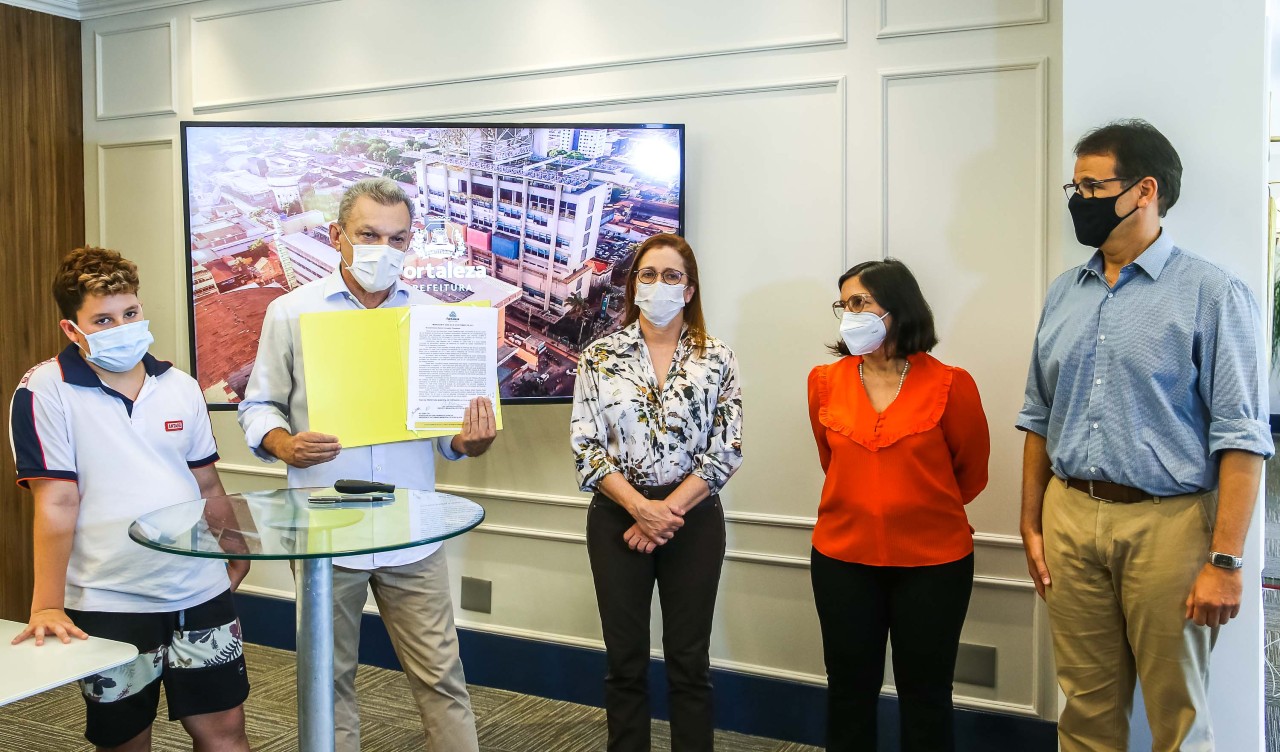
[52,247,140,321]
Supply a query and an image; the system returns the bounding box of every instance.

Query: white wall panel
[882,61,1047,538]
[97,140,182,363]
[95,21,176,118]
[189,0,846,112]
[885,582,1040,712]
[878,0,1049,38]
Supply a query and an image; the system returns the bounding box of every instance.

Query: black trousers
[586,486,726,752]
[811,547,974,752]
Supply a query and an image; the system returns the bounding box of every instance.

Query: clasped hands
[624,497,685,554]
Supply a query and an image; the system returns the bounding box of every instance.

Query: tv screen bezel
[179,119,687,410]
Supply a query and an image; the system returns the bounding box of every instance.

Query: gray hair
[337,178,415,229]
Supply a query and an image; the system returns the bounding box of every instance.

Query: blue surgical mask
[71,319,154,372]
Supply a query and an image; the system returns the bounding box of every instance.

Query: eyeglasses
[1062,177,1132,200]
[634,267,687,285]
[831,293,876,318]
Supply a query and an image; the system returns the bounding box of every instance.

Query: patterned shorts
[65,589,250,748]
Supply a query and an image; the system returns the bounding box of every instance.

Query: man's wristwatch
[1208,551,1244,570]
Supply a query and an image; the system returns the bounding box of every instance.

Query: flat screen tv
[181,121,684,407]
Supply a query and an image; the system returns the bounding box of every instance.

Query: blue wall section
[233,591,1056,750]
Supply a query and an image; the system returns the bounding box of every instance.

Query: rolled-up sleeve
[237,299,294,461]
[690,349,743,494]
[436,434,465,461]
[570,352,621,492]
[1199,279,1274,459]
[1015,304,1052,437]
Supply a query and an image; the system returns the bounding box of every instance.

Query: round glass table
[129,488,484,752]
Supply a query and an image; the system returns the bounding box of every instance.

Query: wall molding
[189,2,848,113]
[390,75,850,260]
[477,521,1034,590]
[215,461,1025,554]
[96,138,177,250]
[236,584,1039,717]
[396,76,845,124]
[877,0,1049,39]
[1,0,81,19]
[94,19,179,121]
[186,0,338,22]
[879,58,1049,301]
[7,0,335,20]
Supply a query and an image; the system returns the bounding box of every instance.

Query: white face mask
[341,228,405,292]
[634,281,686,327]
[839,310,889,356]
[70,319,154,372]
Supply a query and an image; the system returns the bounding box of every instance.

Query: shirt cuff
[577,458,621,493]
[16,469,78,489]
[1208,418,1275,459]
[437,435,466,461]
[691,468,725,495]
[187,452,221,469]
[242,413,291,463]
[1015,403,1050,436]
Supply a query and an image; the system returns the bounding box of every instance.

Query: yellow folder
[300,304,502,448]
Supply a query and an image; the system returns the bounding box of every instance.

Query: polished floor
[0,642,820,751]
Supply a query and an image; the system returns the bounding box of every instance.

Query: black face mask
[1068,180,1140,248]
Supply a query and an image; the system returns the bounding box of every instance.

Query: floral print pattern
[78,618,244,703]
[571,322,743,493]
[169,618,244,668]
[80,647,164,704]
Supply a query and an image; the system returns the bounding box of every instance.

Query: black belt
[1065,478,1153,504]
[632,482,682,500]
[591,481,716,509]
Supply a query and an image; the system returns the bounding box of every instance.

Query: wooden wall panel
[0,5,84,621]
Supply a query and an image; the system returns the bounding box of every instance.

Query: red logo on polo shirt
[165,420,184,432]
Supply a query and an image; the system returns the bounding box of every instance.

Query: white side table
[0,618,138,706]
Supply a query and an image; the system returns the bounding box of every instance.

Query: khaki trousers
[1042,477,1217,752]
[327,551,479,752]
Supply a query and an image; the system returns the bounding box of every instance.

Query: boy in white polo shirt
[8,247,251,752]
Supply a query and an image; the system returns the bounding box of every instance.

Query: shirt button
[1098,334,1105,341]
[1092,422,1099,429]
[1090,466,1097,473]
[375,465,383,472]
[1107,293,1114,299]
[1095,379,1102,385]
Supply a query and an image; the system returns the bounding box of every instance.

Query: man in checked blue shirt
[1017,120,1274,751]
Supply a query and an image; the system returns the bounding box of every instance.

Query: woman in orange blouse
[807,258,989,752]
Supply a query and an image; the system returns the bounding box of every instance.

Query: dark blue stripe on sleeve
[16,470,78,489]
[187,452,220,469]
[11,388,47,476]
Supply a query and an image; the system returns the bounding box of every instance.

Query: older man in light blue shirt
[1018,120,1273,752]
[239,178,496,752]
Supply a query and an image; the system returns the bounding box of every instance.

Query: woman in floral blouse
[570,232,743,752]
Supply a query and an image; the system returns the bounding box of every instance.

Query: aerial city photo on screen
[184,123,684,405]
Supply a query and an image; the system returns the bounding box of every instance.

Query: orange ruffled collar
[816,353,955,451]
